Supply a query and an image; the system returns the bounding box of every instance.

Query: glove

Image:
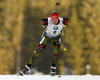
[63,18,69,25]
[41,20,46,25]
[41,18,48,25]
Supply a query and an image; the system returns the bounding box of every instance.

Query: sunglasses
[52,19,58,21]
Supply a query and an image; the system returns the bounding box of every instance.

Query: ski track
[0,75,100,80]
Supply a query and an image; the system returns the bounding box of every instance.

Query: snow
[0,75,100,80]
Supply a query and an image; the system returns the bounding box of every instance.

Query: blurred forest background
[0,0,100,75]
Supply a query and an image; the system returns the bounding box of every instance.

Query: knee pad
[32,55,37,59]
[53,42,60,47]
[54,54,58,59]
[38,44,46,49]
[54,42,60,46]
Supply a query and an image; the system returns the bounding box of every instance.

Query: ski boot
[19,65,30,76]
[50,65,57,76]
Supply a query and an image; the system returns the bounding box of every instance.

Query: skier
[19,11,69,76]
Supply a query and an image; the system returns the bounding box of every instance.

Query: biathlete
[19,11,69,76]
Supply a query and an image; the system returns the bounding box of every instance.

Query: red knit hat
[51,12,59,20]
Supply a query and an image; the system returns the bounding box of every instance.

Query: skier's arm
[63,18,69,27]
[41,18,48,28]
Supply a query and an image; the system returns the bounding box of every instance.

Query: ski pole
[41,29,46,38]
[62,28,66,51]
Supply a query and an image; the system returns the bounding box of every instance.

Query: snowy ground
[0,75,100,80]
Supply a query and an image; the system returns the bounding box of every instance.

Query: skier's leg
[19,36,50,75]
[28,36,51,65]
[28,44,46,65]
[50,40,61,75]
[52,42,60,65]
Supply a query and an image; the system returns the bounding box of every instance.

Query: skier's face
[52,19,58,25]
